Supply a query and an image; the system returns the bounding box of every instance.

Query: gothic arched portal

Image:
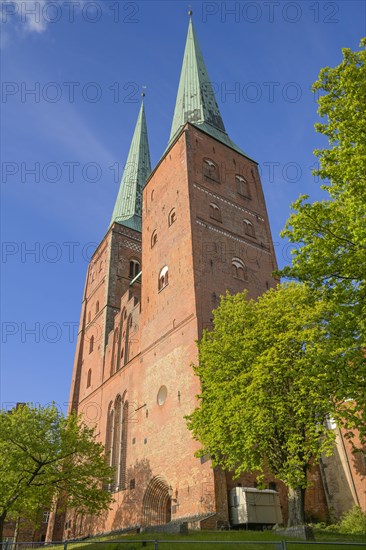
[142,476,172,526]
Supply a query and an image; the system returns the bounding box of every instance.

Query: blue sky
[1,0,365,410]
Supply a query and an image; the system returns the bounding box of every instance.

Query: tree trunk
[13,515,20,550]
[13,515,20,543]
[287,486,305,527]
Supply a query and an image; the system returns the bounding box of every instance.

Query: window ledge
[238,192,251,199]
[158,283,169,293]
[204,175,220,183]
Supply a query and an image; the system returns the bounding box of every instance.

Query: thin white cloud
[1,0,109,48]
[1,0,48,34]
[21,0,48,33]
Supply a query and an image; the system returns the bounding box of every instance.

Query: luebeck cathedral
[46,17,365,541]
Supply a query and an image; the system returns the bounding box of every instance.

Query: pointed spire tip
[169,8,227,143]
[109,98,151,231]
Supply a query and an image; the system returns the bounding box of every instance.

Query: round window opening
[157,385,168,406]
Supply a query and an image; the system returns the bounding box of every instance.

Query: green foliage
[334,506,366,535]
[281,37,366,291]
[187,283,353,490]
[0,404,113,539]
[187,38,366,529]
[280,39,366,440]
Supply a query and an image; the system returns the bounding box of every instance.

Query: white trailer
[229,487,283,527]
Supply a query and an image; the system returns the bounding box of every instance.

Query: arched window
[151,189,155,201]
[236,175,250,198]
[86,369,92,388]
[129,259,140,279]
[89,335,94,354]
[158,266,169,291]
[120,401,128,489]
[203,159,219,182]
[95,301,100,314]
[151,230,158,248]
[99,261,103,272]
[105,403,114,489]
[88,311,91,324]
[244,219,255,237]
[168,208,176,226]
[232,258,247,281]
[209,203,222,222]
[112,396,122,490]
[106,396,128,492]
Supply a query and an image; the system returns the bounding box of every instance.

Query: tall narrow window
[236,175,250,198]
[151,231,158,248]
[158,266,169,291]
[106,396,128,492]
[168,208,176,226]
[120,401,128,490]
[232,258,247,281]
[203,159,219,182]
[89,335,94,354]
[88,311,91,324]
[95,301,100,314]
[86,369,92,388]
[105,403,114,489]
[112,396,122,490]
[244,219,255,237]
[209,203,222,222]
[129,259,140,279]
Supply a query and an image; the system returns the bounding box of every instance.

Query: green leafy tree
[280,38,366,432]
[0,404,113,542]
[187,283,363,526]
[188,38,365,530]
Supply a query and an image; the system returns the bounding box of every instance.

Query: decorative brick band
[196,218,271,255]
[193,183,264,222]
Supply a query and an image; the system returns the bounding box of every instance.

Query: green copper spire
[168,17,247,156]
[109,100,151,232]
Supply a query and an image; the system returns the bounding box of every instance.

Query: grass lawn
[49,529,366,550]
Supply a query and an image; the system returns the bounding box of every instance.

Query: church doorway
[142,476,172,526]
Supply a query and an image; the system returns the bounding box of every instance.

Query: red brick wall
[55,124,335,540]
[340,428,366,512]
[68,225,142,414]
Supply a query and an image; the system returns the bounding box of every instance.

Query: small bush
[337,506,366,535]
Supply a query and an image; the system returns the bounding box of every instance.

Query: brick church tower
[48,17,321,540]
